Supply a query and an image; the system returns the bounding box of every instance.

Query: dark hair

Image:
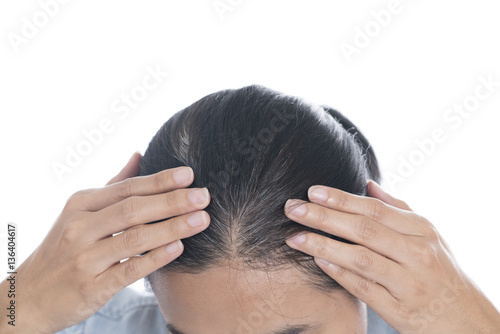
[139,85,381,293]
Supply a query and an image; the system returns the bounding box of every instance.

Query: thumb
[366,179,412,211]
[106,152,142,186]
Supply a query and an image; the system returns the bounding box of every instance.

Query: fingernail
[286,232,306,245]
[165,240,182,254]
[189,188,209,205]
[308,186,328,202]
[187,211,206,227]
[174,167,193,184]
[316,258,331,266]
[286,199,307,216]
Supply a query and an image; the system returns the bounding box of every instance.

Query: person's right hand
[3,153,211,334]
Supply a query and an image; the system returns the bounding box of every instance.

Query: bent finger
[89,210,210,274]
[73,166,195,212]
[285,200,411,261]
[286,232,405,293]
[91,187,210,237]
[106,152,142,186]
[366,180,412,212]
[314,257,401,323]
[96,239,184,294]
[306,185,424,235]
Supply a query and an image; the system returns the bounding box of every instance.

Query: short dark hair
[140,85,381,293]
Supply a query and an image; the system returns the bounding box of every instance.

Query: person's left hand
[284,180,500,334]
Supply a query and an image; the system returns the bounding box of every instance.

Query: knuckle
[367,200,387,220]
[354,219,378,241]
[109,268,128,291]
[334,265,347,277]
[60,220,81,244]
[152,172,165,192]
[413,243,440,268]
[425,226,440,242]
[315,208,331,228]
[353,277,373,297]
[164,191,183,212]
[166,218,183,237]
[92,288,114,308]
[119,198,137,223]
[314,240,330,259]
[353,249,375,271]
[116,179,134,199]
[332,192,349,211]
[123,259,140,280]
[421,219,439,240]
[391,300,414,321]
[66,190,89,208]
[122,227,144,249]
[73,253,89,273]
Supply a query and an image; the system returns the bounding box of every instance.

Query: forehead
[151,265,354,333]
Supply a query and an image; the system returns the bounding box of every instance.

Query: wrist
[0,277,48,334]
[0,279,17,333]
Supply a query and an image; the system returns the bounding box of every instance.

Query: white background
[1,0,499,312]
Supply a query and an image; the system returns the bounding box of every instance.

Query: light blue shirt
[57,288,398,334]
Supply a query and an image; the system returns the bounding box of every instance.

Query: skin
[284,182,500,334]
[1,153,499,333]
[151,265,367,334]
[0,153,212,334]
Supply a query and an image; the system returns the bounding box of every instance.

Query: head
[139,85,381,333]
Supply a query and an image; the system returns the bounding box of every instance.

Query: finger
[367,180,412,212]
[106,152,142,186]
[284,199,411,261]
[89,210,210,274]
[313,256,400,324]
[74,166,195,212]
[91,187,210,237]
[306,185,424,235]
[96,239,184,294]
[286,232,405,295]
